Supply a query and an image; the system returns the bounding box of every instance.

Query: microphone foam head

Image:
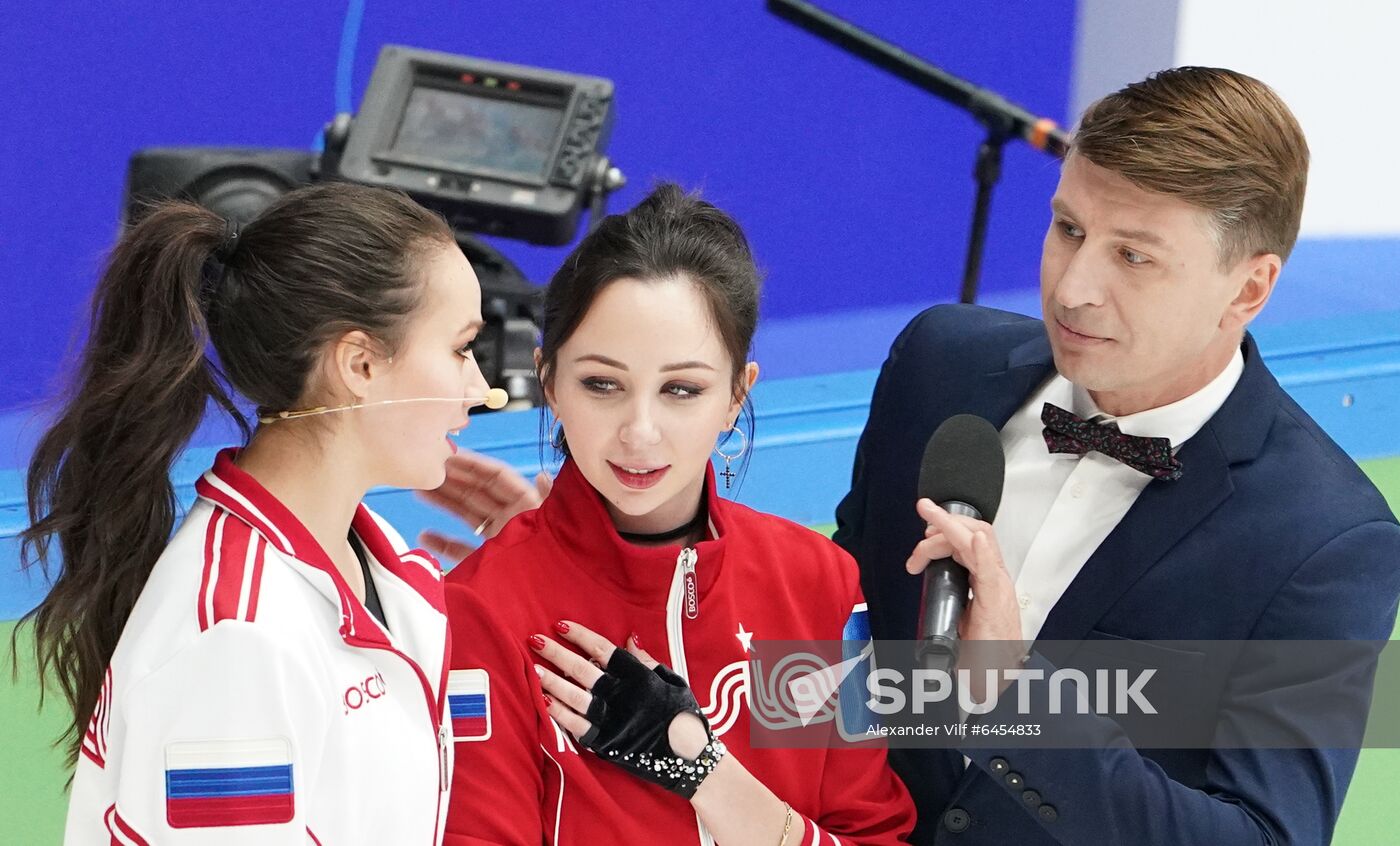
[918,414,1005,522]
[484,388,509,410]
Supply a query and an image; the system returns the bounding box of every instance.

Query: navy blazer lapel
[873,322,1053,645]
[977,332,1057,429]
[1034,432,1234,642]
[1035,334,1277,642]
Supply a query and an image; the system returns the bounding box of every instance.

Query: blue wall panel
[0,0,1075,410]
[8,309,1400,620]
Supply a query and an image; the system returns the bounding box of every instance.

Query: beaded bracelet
[606,739,728,799]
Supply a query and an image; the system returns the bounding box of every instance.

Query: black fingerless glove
[578,648,727,798]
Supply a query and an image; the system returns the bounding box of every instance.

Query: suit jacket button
[943,807,972,833]
[1038,804,1059,823]
[1005,771,1025,790]
[1021,789,1042,807]
[988,757,1010,775]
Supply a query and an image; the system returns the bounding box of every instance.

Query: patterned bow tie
[1040,403,1183,481]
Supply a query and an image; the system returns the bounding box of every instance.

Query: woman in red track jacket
[440,184,915,844]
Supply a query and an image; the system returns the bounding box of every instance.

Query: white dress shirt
[992,349,1245,642]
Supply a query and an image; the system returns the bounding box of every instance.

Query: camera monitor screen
[391,86,565,181]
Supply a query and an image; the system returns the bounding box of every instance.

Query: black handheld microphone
[915,415,1006,673]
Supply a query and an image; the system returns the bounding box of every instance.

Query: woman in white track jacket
[20,182,493,844]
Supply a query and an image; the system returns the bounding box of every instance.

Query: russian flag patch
[448,669,491,742]
[164,738,295,828]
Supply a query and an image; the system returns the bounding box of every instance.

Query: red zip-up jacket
[442,459,915,844]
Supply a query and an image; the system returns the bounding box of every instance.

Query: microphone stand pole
[766,0,1069,303]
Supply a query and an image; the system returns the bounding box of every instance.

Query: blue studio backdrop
[0,0,1074,412]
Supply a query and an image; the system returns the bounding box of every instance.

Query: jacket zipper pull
[438,723,450,791]
[680,548,699,620]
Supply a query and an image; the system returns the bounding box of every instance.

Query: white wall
[1075,0,1400,238]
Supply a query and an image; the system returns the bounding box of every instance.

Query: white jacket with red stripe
[443,459,916,845]
[65,448,453,845]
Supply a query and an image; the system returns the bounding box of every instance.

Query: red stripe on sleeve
[246,536,267,622]
[99,666,112,758]
[104,804,151,846]
[197,512,222,631]
[114,807,151,845]
[211,518,253,625]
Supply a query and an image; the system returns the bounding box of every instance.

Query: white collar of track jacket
[195,446,450,651]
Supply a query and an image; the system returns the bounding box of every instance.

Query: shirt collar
[539,458,729,603]
[1069,347,1246,449]
[195,447,443,644]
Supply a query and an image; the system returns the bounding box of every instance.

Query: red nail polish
[528,634,546,650]
[553,620,571,635]
[631,632,643,650]
[542,694,553,707]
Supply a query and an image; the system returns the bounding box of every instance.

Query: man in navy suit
[834,67,1400,844]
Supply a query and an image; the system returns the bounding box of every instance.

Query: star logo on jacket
[736,622,754,653]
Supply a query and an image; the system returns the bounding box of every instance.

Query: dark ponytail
[18,182,453,765]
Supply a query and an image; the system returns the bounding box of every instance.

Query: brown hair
[19,181,453,765]
[537,183,761,473]
[1072,66,1309,266]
